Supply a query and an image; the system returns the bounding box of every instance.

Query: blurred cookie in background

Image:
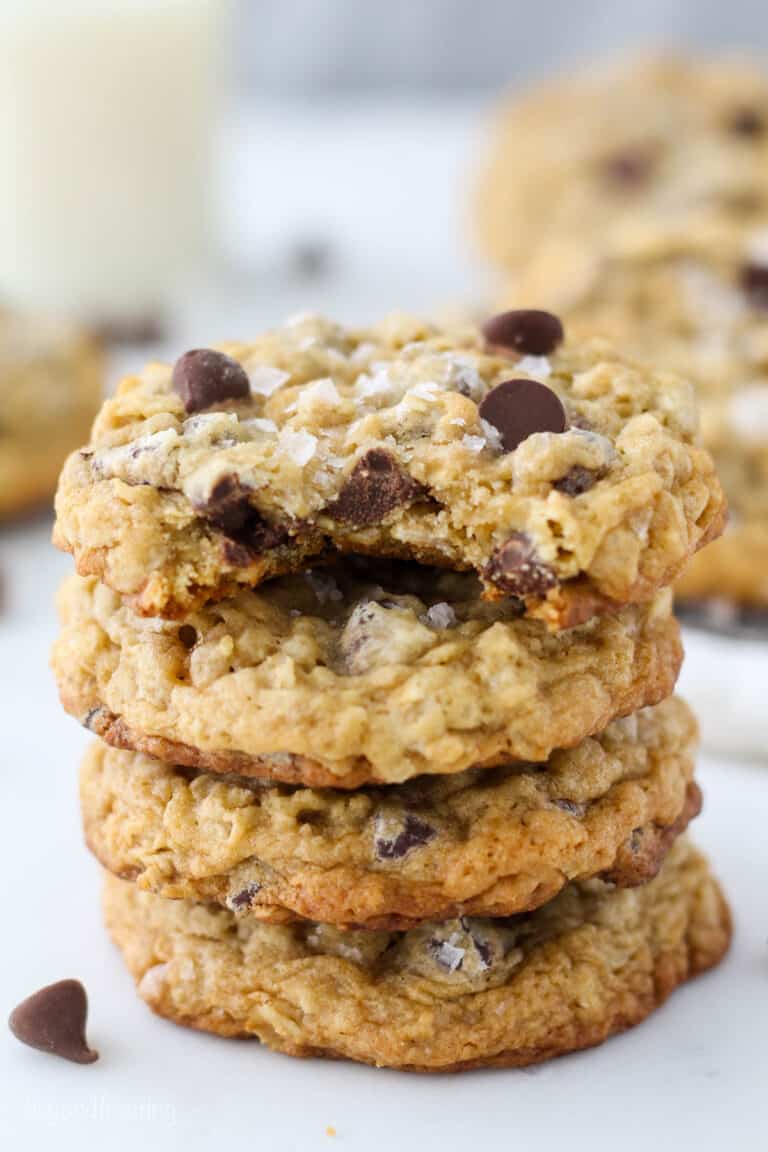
[476,54,768,271]
[0,310,103,520]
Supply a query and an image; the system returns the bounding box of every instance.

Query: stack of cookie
[479,54,768,615]
[52,310,731,1070]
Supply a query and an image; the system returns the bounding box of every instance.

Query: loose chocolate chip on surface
[482,310,564,357]
[327,449,424,527]
[727,106,765,137]
[172,348,250,414]
[484,531,557,597]
[600,147,656,188]
[553,465,599,496]
[479,379,567,452]
[740,263,768,310]
[9,980,98,1064]
[374,813,437,861]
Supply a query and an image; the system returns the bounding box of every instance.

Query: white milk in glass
[0,0,227,327]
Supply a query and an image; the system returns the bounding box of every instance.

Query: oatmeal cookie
[82,698,700,928]
[53,312,724,628]
[103,838,731,1071]
[53,562,682,787]
[477,54,768,270]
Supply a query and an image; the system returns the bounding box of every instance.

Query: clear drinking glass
[0,0,229,331]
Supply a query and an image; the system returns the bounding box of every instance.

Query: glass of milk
[0,0,229,332]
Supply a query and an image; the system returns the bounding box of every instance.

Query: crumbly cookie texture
[504,225,768,604]
[53,562,682,787]
[82,698,700,929]
[0,310,102,518]
[103,839,731,1071]
[477,54,768,269]
[53,312,724,628]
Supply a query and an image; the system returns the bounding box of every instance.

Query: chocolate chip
[428,919,493,975]
[9,980,98,1064]
[374,813,436,861]
[478,379,567,453]
[482,310,564,357]
[172,349,250,414]
[600,146,656,188]
[195,474,287,559]
[227,883,261,911]
[471,934,492,970]
[740,263,768,310]
[727,106,765,137]
[552,798,587,817]
[198,475,255,535]
[326,449,424,527]
[553,465,599,496]
[484,532,557,597]
[178,624,197,649]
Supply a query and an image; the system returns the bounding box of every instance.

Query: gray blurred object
[237,0,768,95]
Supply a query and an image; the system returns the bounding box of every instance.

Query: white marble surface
[1,102,766,1151]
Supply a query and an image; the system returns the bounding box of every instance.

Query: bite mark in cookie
[325,448,425,527]
[483,532,557,597]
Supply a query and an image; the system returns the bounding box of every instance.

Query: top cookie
[477,55,768,270]
[54,313,724,627]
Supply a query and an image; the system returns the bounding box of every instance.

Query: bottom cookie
[104,838,730,1071]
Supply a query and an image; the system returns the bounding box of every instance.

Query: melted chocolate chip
[553,465,599,496]
[374,813,437,861]
[482,310,564,357]
[740,263,768,310]
[196,474,287,561]
[178,624,197,649]
[172,348,250,414]
[198,475,255,535]
[471,933,493,970]
[227,883,261,911]
[326,449,424,527]
[727,106,765,137]
[9,980,98,1064]
[601,147,656,188]
[484,532,557,597]
[478,379,567,453]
